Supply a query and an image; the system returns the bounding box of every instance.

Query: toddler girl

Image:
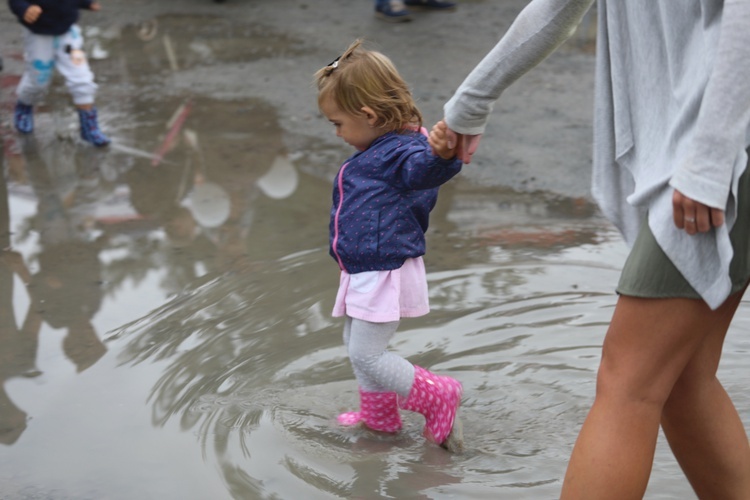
[314,39,464,452]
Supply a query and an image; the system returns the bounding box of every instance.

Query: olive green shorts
[617,165,750,300]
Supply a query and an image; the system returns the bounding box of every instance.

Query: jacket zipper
[331,162,348,271]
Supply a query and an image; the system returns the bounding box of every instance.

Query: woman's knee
[594,345,672,411]
[595,295,725,407]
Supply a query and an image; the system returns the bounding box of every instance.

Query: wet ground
[0,1,748,499]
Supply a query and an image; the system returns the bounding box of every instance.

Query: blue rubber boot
[78,107,110,147]
[404,0,456,11]
[375,0,412,22]
[14,102,34,134]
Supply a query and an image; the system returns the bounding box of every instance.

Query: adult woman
[442,0,750,497]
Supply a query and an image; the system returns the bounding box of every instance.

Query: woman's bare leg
[661,289,750,499]
[560,293,747,499]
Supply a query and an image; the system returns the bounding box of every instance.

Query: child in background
[314,39,464,452]
[8,0,110,146]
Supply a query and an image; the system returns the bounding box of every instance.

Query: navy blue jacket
[8,0,93,35]
[329,130,462,274]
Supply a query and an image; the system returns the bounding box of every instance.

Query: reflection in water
[1,136,110,446]
[0,173,38,445]
[21,138,108,373]
[0,84,322,496]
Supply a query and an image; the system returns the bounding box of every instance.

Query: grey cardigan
[444,0,750,309]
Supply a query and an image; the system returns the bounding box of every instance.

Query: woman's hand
[444,126,482,164]
[672,189,725,235]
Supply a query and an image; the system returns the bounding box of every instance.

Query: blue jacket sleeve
[374,134,462,190]
[396,147,463,190]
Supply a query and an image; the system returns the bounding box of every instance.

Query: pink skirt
[332,257,430,323]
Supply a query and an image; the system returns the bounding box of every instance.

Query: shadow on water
[1,6,747,500]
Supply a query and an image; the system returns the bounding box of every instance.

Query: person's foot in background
[375,0,457,23]
[375,0,413,22]
[404,0,456,12]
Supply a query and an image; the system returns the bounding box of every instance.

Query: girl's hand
[672,189,725,235]
[24,5,42,23]
[90,2,102,11]
[429,120,457,160]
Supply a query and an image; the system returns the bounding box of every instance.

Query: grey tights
[343,317,415,398]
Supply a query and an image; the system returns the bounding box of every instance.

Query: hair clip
[328,56,341,69]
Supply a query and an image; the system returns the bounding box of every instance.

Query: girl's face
[320,96,383,151]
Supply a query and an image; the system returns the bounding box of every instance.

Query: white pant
[16,25,98,106]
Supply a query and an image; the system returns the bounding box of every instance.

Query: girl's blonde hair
[314,39,423,131]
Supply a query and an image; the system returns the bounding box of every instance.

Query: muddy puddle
[1,8,749,500]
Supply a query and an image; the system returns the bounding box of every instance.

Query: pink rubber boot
[337,388,402,433]
[399,366,462,445]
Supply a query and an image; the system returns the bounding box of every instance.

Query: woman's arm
[444,0,594,136]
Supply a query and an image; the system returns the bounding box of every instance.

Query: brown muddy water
[1,7,749,500]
